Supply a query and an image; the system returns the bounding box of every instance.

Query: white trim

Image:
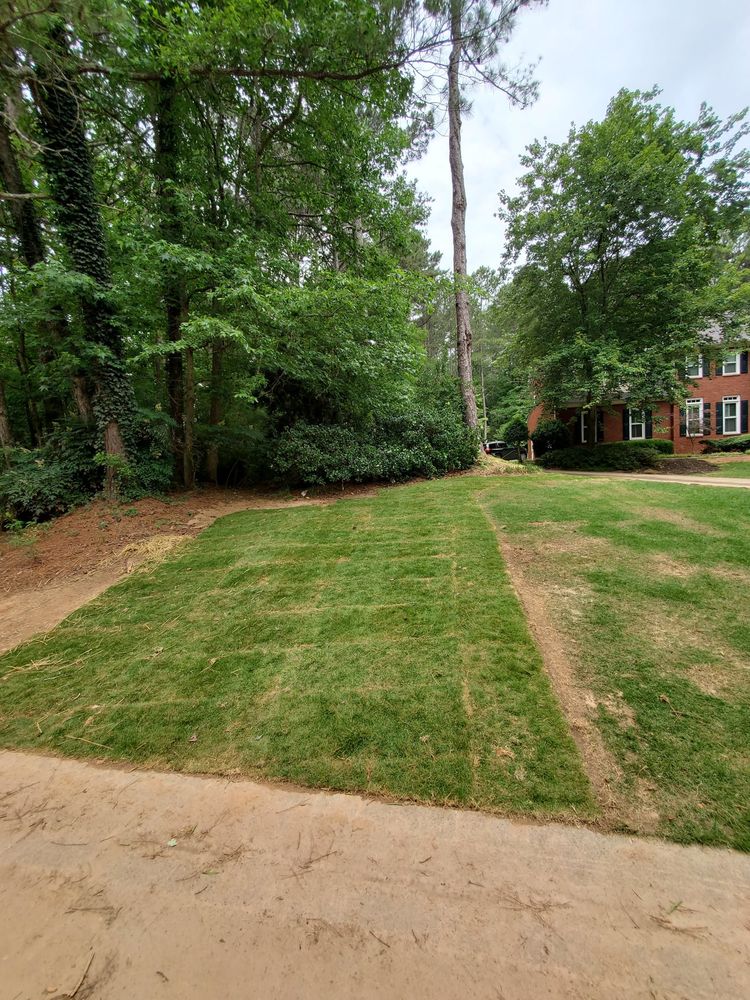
[628,408,646,440]
[685,397,703,437]
[580,410,588,443]
[685,356,702,379]
[722,395,740,435]
[722,353,741,376]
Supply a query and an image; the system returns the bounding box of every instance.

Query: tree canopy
[499,88,750,410]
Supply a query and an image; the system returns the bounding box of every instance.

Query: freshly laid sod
[483,476,750,850]
[0,480,592,818]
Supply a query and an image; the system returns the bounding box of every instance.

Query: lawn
[482,476,750,849]
[0,479,592,819]
[707,459,750,477]
[1,474,748,848]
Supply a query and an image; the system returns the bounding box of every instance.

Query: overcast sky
[405,0,750,272]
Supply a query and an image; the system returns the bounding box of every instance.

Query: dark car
[483,440,521,461]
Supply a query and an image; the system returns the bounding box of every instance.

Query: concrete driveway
[1,751,748,999]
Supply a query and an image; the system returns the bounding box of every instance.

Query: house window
[629,409,646,440]
[580,409,599,443]
[686,398,703,436]
[723,396,740,435]
[722,353,741,375]
[685,357,702,378]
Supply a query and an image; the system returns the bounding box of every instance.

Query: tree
[423,0,543,429]
[500,89,750,417]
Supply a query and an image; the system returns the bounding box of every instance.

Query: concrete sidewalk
[1,751,748,999]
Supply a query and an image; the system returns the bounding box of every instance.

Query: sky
[405,0,750,272]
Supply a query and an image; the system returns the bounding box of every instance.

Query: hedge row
[702,434,750,454]
[537,441,669,471]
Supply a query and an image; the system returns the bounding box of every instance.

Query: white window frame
[685,357,702,379]
[580,409,599,444]
[685,398,703,437]
[628,409,646,440]
[722,353,741,376]
[722,395,740,435]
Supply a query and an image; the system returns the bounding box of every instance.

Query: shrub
[501,416,530,458]
[612,438,674,454]
[530,418,569,456]
[0,423,101,523]
[701,434,750,454]
[537,443,660,471]
[272,407,478,486]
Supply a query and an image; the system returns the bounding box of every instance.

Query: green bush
[530,418,569,456]
[272,407,478,486]
[0,424,101,523]
[0,411,173,524]
[537,443,661,471]
[613,438,674,454]
[702,434,750,454]
[501,416,530,458]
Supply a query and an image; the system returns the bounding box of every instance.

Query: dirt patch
[3,751,749,1000]
[651,458,718,474]
[0,484,380,654]
[475,496,623,819]
[647,553,697,579]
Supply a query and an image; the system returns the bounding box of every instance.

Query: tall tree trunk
[205,340,225,484]
[31,26,133,491]
[448,1,478,429]
[1,89,94,423]
[0,378,14,466]
[183,346,195,489]
[154,74,189,485]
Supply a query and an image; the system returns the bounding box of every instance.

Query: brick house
[527,348,750,456]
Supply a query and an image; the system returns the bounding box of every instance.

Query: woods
[0,1,494,517]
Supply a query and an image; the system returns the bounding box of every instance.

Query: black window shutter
[645,410,653,439]
[716,400,723,435]
[741,352,749,375]
[596,409,604,442]
[715,359,723,377]
[742,400,749,434]
[679,408,687,437]
[701,356,710,377]
[622,408,630,441]
[703,405,712,437]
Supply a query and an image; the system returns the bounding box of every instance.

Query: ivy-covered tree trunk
[0,115,93,423]
[31,25,135,494]
[154,74,190,485]
[0,378,13,463]
[448,0,478,430]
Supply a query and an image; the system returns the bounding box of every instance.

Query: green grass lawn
[482,476,750,849]
[1,474,748,848]
[706,459,750,477]
[0,479,592,819]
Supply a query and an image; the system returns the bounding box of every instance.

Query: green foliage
[537,443,661,471]
[272,405,478,486]
[500,89,750,410]
[702,434,750,453]
[530,418,569,455]
[501,416,530,447]
[624,438,674,454]
[0,425,101,522]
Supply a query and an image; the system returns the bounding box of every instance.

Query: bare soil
[0,484,376,653]
[652,457,717,474]
[1,750,748,1000]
